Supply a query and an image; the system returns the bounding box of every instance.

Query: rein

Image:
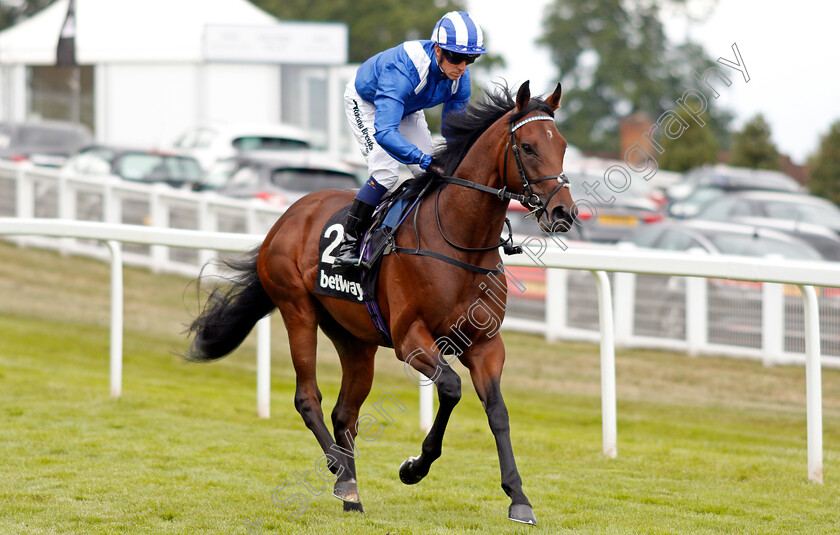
[438,114,570,216]
[389,113,569,275]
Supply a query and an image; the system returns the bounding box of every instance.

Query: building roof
[0,0,279,64]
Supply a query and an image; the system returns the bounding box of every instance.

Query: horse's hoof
[333,479,360,503]
[508,504,537,525]
[399,456,424,485]
[343,501,364,513]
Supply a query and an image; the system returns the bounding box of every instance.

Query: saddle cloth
[314,203,402,347]
[314,205,377,303]
[313,179,429,347]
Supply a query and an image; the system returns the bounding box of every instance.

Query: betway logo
[320,270,365,302]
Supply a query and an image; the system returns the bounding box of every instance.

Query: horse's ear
[515,81,531,112]
[546,83,562,111]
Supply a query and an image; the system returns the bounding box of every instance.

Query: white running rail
[0,218,836,483]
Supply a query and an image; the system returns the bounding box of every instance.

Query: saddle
[313,179,432,347]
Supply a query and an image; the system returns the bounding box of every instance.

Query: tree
[808,120,840,205]
[728,114,780,170]
[0,0,55,31]
[538,0,731,154]
[657,107,718,172]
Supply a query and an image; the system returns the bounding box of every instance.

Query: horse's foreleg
[465,338,536,526]
[397,321,462,485]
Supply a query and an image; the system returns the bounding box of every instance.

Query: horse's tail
[185,247,275,362]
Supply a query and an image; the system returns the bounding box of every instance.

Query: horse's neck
[437,140,509,249]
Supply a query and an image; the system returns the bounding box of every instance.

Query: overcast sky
[466,0,840,165]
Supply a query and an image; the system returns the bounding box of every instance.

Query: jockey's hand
[426,157,446,176]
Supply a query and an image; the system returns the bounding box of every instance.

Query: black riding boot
[332,199,376,271]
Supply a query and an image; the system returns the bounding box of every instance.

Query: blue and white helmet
[431,11,486,55]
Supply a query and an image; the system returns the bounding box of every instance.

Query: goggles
[441,49,480,65]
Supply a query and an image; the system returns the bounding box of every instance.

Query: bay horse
[186,81,575,525]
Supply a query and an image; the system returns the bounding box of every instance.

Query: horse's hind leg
[272,292,343,482]
[396,320,462,485]
[320,316,377,513]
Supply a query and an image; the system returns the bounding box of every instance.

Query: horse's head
[502,81,576,234]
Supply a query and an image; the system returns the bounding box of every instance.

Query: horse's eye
[521,143,536,156]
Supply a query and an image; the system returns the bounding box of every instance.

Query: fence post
[613,272,635,348]
[256,316,271,418]
[149,185,168,273]
[545,268,568,342]
[14,164,32,218]
[419,378,434,432]
[246,200,260,234]
[103,177,118,223]
[799,284,823,483]
[106,240,123,398]
[761,282,785,366]
[592,270,617,458]
[58,173,75,255]
[685,276,708,356]
[196,193,216,269]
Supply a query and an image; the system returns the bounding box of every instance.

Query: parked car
[205,151,363,207]
[665,164,802,204]
[624,219,823,260]
[62,145,204,189]
[500,167,667,244]
[722,217,840,262]
[0,120,93,167]
[667,186,734,219]
[170,122,313,171]
[563,156,678,207]
[621,219,832,342]
[692,190,840,235]
[568,171,664,243]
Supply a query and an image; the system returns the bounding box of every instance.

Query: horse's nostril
[548,205,576,233]
[551,206,566,222]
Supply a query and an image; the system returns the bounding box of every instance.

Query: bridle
[390,111,572,273]
[504,114,570,221]
[436,112,570,220]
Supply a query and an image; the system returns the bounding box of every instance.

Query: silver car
[0,120,93,167]
[205,151,364,208]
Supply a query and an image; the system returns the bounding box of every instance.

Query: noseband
[504,114,570,220]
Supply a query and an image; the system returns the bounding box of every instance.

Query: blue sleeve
[372,63,432,168]
[441,69,471,141]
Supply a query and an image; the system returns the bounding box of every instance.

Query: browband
[510,115,555,133]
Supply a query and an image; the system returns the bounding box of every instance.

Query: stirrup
[333,256,361,269]
[333,241,362,270]
[332,198,375,270]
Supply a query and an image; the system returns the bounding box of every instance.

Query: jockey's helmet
[431,11,487,56]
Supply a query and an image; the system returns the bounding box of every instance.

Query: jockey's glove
[426,157,446,176]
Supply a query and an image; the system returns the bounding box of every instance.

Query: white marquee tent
[0,0,349,149]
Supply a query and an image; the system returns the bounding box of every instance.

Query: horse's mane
[435,82,554,175]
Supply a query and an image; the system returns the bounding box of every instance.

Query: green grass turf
[1,241,839,534]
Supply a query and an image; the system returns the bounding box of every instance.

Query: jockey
[332,10,487,271]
